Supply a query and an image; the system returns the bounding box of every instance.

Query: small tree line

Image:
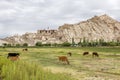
[1,39,120,47]
[77,39,120,47]
[2,43,28,47]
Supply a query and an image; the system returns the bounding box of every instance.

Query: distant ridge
[1,14,120,46]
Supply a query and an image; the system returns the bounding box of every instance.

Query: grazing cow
[92,52,99,57]
[23,48,28,51]
[67,52,72,56]
[58,56,69,64]
[83,52,89,56]
[7,53,20,61]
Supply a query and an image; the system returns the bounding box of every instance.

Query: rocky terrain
[0,14,120,46]
[59,14,120,43]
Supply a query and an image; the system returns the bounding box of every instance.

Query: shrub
[42,43,51,46]
[16,44,21,47]
[52,43,58,47]
[23,43,28,47]
[7,44,12,47]
[108,42,117,46]
[2,43,7,47]
[61,42,71,47]
[35,42,42,46]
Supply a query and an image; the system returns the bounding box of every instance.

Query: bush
[52,43,58,47]
[61,42,71,47]
[108,42,117,46]
[2,43,7,47]
[7,44,12,47]
[35,42,42,46]
[16,44,21,47]
[43,43,51,46]
[23,43,28,47]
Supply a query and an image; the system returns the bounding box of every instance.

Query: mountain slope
[1,14,120,45]
[59,14,120,43]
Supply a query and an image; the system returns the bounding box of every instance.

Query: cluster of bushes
[35,41,120,47]
[2,43,28,47]
[78,39,120,47]
[1,39,120,48]
[35,42,71,47]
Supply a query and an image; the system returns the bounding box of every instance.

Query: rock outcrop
[1,14,120,46]
[59,14,120,43]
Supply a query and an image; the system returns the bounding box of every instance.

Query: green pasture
[0,47,120,80]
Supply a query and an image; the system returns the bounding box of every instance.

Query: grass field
[0,47,120,80]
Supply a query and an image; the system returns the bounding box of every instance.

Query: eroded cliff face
[59,14,120,43]
[1,14,120,46]
[2,30,64,46]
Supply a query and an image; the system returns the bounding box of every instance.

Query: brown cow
[92,52,99,57]
[23,48,28,51]
[58,56,69,64]
[9,56,19,61]
[67,52,72,56]
[83,52,89,56]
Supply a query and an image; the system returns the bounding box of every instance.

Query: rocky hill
[1,30,64,46]
[1,14,120,46]
[59,14,120,43]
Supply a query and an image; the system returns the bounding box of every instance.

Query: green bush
[52,43,58,47]
[23,43,28,47]
[16,44,21,47]
[7,44,12,47]
[35,42,42,46]
[108,42,117,46]
[43,43,51,46]
[2,43,7,47]
[61,42,71,47]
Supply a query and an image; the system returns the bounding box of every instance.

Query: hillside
[1,14,120,46]
[59,14,120,43]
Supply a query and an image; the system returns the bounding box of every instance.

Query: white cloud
[0,0,120,38]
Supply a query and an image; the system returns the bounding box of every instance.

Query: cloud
[0,0,120,38]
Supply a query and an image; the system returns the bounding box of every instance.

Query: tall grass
[0,57,76,80]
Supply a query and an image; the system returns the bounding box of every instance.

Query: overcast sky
[0,0,120,38]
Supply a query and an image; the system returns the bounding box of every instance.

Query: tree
[23,43,28,47]
[108,42,116,46]
[81,37,88,47]
[61,42,71,47]
[2,43,7,47]
[7,44,12,47]
[78,39,82,46]
[98,39,104,46]
[16,44,21,47]
[35,42,42,46]
[52,43,58,47]
[71,38,75,46]
[43,43,51,46]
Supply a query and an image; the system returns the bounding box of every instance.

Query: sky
[0,0,120,38]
